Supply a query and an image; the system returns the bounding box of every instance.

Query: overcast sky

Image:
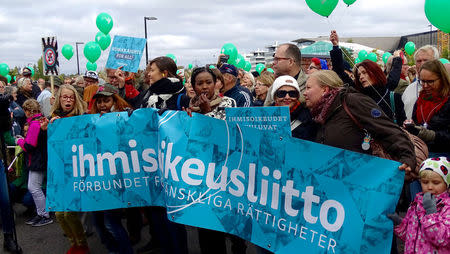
[0,0,431,74]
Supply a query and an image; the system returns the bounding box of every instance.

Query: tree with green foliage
[341,47,355,66]
[441,48,449,60]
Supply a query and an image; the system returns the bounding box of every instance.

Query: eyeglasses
[308,66,319,70]
[275,90,299,98]
[273,56,291,63]
[418,78,440,86]
[60,95,75,101]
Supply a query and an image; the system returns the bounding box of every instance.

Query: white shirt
[401,80,422,120]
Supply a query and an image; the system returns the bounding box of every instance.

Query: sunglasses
[275,90,299,98]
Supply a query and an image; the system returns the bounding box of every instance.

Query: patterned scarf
[310,88,341,125]
[189,94,222,113]
[416,90,449,125]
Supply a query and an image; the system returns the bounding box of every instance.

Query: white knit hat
[419,157,450,187]
[270,75,300,99]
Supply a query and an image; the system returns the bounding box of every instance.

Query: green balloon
[220,43,238,64]
[62,44,74,60]
[440,58,450,64]
[96,12,114,35]
[404,41,416,56]
[166,54,177,64]
[188,64,193,69]
[267,68,274,74]
[86,62,97,71]
[425,0,450,33]
[6,74,11,83]
[0,63,9,77]
[354,58,361,64]
[28,66,34,77]
[255,63,265,74]
[244,61,252,72]
[358,50,368,61]
[84,41,102,63]
[343,0,357,5]
[95,32,111,51]
[382,52,392,64]
[305,0,339,17]
[227,57,236,66]
[234,54,246,69]
[367,52,378,62]
[209,65,216,69]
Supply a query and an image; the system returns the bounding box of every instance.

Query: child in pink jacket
[393,157,450,253]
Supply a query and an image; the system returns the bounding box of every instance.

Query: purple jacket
[394,192,450,253]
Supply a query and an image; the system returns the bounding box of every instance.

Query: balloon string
[326,17,336,32]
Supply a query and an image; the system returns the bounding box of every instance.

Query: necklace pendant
[362,135,371,151]
[423,122,428,129]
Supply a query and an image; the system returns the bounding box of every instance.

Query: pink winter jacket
[394,192,450,253]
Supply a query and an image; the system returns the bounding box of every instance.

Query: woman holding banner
[184,66,241,254]
[87,83,135,254]
[303,70,416,173]
[137,56,189,254]
[49,84,89,254]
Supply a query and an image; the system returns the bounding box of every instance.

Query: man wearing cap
[219,64,253,107]
[37,78,61,118]
[83,71,99,87]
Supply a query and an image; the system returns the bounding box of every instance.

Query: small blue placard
[106,35,147,73]
[226,106,291,137]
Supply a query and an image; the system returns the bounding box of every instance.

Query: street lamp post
[75,42,84,75]
[144,16,157,65]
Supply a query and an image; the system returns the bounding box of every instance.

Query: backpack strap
[389,91,397,124]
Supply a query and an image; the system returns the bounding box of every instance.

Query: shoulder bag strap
[341,97,363,130]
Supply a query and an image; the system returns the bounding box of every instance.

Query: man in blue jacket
[219,64,253,107]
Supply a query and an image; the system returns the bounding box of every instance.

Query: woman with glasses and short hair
[254,72,274,106]
[405,60,450,157]
[271,75,317,140]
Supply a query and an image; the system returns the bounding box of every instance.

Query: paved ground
[1,204,262,254]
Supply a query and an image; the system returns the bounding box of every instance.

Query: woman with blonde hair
[241,71,256,92]
[50,85,86,119]
[304,70,415,173]
[254,72,274,106]
[49,84,89,254]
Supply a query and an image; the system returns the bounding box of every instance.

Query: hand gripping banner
[46,108,403,254]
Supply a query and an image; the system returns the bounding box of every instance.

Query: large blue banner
[46,108,403,254]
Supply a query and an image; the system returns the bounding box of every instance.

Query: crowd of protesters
[0,29,449,254]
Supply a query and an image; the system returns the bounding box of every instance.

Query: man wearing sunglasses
[271,75,317,140]
[267,43,308,106]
